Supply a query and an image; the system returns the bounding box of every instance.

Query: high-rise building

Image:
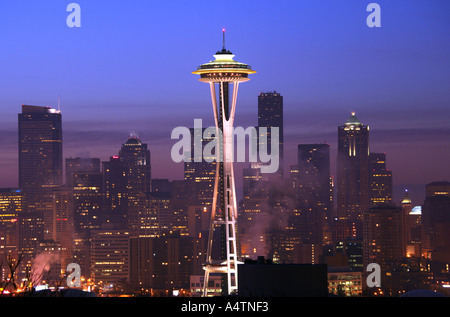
[18,105,64,267]
[66,157,101,187]
[90,227,130,285]
[118,136,152,234]
[258,91,283,176]
[18,105,62,190]
[401,191,422,258]
[0,189,22,269]
[296,144,333,245]
[102,137,151,230]
[421,182,450,259]
[102,156,127,226]
[119,136,151,195]
[184,127,216,208]
[363,205,404,277]
[239,163,271,260]
[71,171,103,237]
[129,235,205,294]
[336,112,369,241]
[368,153,393,208]
[51,187,74,268]
[71,171,103,277]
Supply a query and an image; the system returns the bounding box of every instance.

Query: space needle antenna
[222,28,226,50]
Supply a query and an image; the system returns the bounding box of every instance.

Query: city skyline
[0,1,449,206]
[0,1,450,299]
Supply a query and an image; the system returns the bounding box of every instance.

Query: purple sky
[0,0,449,205]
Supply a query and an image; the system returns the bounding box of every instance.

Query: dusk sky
[0,0,449,204]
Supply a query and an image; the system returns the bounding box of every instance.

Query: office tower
[19,105,63,190]
[129,235,205,294]
[51,187,74,268]
[336,112,369,241]
[71,171,103,276]
[242,163,264,198]
[297,144,332,245]
[118,136,152,235]
[128,192,159,238]
[71,171,103,236]
[18,105,64,255]
[102,156,127,226]
[192,30,256,295]
[0,189,22,269]
[90,227,130,285]
[421,182,450,259]
[258,91,284,176]
[66,157,101,187]
[363,205,404,276]
[168,179,193,236]
[368,153,393,208]
[401,191,422,258]
[147,192,173,236]
[17,210,44,276]
[239,163,271,260]
[119,136,151,194]
[184,127,216,207]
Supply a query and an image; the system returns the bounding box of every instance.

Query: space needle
[193,29,256,296]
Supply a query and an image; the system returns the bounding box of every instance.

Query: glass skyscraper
[258,91,284,177]
[18,105,63,190]
[336,112,369,241]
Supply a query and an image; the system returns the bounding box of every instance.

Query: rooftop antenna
[222,28,226,50]
[57,95,61,112]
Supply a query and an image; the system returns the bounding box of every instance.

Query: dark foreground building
[238,258,328,297]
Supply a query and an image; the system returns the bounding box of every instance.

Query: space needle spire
[222,28,226,51]
[193,30,256,296]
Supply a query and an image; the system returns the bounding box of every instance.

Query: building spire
[222,28,226,50]
[402,189,412,204]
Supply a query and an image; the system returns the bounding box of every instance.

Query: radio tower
[193,29,256,296]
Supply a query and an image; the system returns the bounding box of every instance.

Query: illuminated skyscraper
[18,105,63,265]
[90,228,130,285]
[119,136,152,195]
[0,189,22,267]
[363,205,404,279]
[119,136,152,234]
[192,30,256,296]
[51,187,74,268]
[368,152,393,208]
[184,127,216,207]
[401,191,422,258]
[18,105,62,190]
[336,112,369,241]
[71,171,103,278]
